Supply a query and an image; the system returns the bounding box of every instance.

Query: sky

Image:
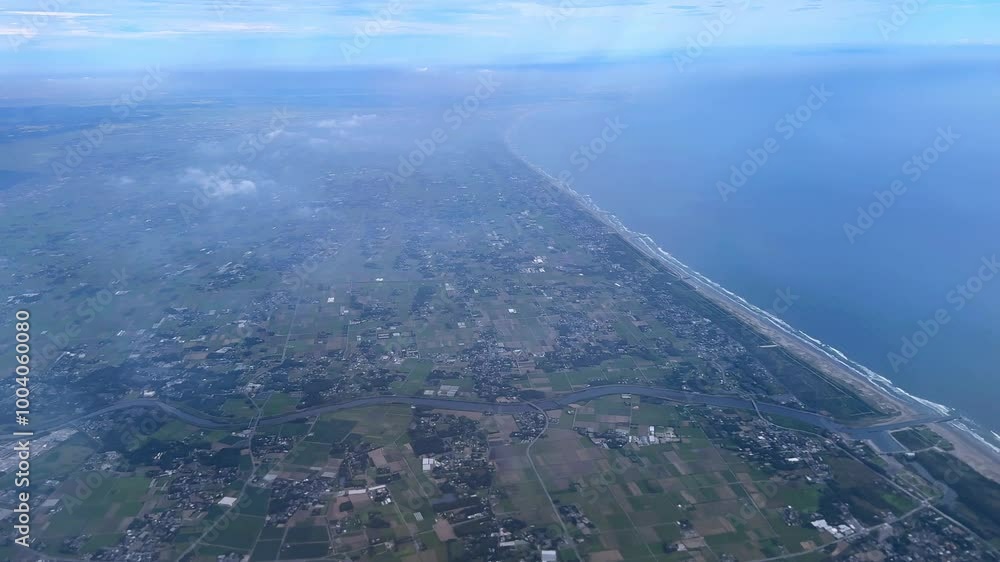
[1,0,999,72]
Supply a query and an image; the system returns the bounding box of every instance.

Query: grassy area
[32,432,97,482]
[261,392,300,416]
[43,472,151,540]
[892,426,954,451]
[824,455,916,525]
[207,514,266,549]
[912,450,1000,542]
[764,413,828,435]
[310,418,357,443]
[151,420,199,442]
[221,397,257,419]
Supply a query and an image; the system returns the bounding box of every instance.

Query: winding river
[19,385,953,453]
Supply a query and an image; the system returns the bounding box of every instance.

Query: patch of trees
[203,447,243,468]
[411,436,447,455]
[126,439,208,470]
[366,512,390,528]
[432,496,479,513]
[411,285,436,312]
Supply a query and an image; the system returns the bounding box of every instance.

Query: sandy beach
[505,126,1000,482]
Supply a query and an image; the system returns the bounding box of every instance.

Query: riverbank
[8,385,948,443]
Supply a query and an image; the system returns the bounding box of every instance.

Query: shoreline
[502,117,1000,481]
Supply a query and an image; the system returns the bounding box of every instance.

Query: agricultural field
[506,397,917,561]
[8,392,995,561]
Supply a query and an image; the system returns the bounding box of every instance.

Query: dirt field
[433,519,457,541]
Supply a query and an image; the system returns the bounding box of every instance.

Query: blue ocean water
[511,53,1000,430]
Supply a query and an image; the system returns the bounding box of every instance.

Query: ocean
[509,51,1000,432]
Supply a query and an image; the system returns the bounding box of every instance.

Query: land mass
[505,117,1000,483]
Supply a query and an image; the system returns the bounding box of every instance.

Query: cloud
[316,114,377,129]
[0,26,33,36]
[0,11,111,18]
[181,166,256,197]
[2,0,998,65]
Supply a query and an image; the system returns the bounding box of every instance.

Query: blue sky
[2,0,999,71]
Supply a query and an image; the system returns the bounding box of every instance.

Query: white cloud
[0,11,111,18]
[0,26,34,37]
[181,167,256,197]
[316,114,377,129]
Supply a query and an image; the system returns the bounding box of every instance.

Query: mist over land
[3,42,1000,561]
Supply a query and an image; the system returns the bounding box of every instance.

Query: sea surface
[510,52,1000,432]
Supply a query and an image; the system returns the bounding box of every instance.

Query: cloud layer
[2,0,998,69]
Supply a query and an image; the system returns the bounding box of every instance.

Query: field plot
[512,399,848,561]
[40,472,153,555]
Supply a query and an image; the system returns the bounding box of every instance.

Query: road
[523,401,584,560]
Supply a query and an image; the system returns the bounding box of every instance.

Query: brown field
[433,519,457,541]
[692,513,737,536]
[368,448,388,468]
[664,451,692,475]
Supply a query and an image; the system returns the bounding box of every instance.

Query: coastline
[502,116,1000,482]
